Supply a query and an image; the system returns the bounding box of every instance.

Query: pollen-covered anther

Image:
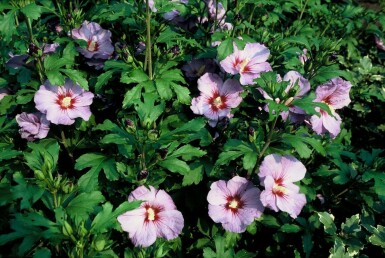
[61,97,72,108]
[228,199,239,209]
[146,207,156,221]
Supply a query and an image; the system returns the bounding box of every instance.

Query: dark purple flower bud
[248,127,255,136]
[28,43,39,56]
[158,148,168,159]
[138,170,149,180]
[170,45,180,56]
[126,119,135,127]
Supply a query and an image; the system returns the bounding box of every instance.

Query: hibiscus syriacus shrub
[1,0,385,257]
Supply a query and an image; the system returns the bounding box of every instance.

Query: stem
[61,129,73,159]
[25,16,45,83]
[145,0,153,79]
[299,0,309,22]
[250,115,279,176]
[258,115,278,159]
[53,191,59,208]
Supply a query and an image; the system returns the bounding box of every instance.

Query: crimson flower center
[56,93,75,110]
[226,196,243,212]
[144,205,160,222]
[239,58,250,73]
[209,92,227,111]
[87,40,99,52]
[272,178,288,197]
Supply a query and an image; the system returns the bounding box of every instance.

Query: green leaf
[341,214,361,234]
[46,70,65,86]
[66,191,105,220]
[134,93,165,125]
[280,224,302,233]
[0,9,17,42]
[318,212,337,235]
[21,3,42,20]
[167,144,206,160]
[104,60,131,71]
[61,69,89,90]
[121,69,149,84]
[0,149,22,161]
[12,172,45,210]
[155,78,173,100]
[243,152,258,170]
[217,38,234,61]
[171,84,191,104]
[182,162,204,186]
[281,134,312,158]
[33,248,51,258]
[369,225,385,248]
[122,84,144,108]
[75,153,120,192]
[158,158,190,174]
[95,70,114,93]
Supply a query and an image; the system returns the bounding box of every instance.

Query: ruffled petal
[155,210,184,240]
[207,180,230,205]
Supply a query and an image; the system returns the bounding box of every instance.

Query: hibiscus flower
[259,154,307,219]
[117,186,184,247]
[190,73,243,127]
[71,21,114,60]
[310,77,352,138]
[16,112,50,141]
[220,43,272,85]
[207,176,264,233]
[34,79,94,125]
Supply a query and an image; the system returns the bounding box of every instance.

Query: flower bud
[28,43,39,56]
[138,170,148,181]
[34,170,45,180]
[158,148,168,159]
[62,221,74,237]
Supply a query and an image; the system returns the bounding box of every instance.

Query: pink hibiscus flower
[207,176,264,233]
[117,186,184,247]
[34,79,94,125]
[16,112,50,141]
[259,154,307,219]
[310,77,352,138]
[280,71,311,123]
[71,21,114,60]
[220,43,272,85]
[190,73,243,127]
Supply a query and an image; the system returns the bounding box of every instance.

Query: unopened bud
[28,43,39,56]
[138,170,148,181]
[34,170,45,180]
[62,221,73,236]
[158,148,168,159]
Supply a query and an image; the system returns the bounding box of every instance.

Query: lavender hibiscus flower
[220,43,272,85]
[310,77,352,138]
[259,154,307,219]
[117,186,184,247]
[190,73,243,127]
[16,112,50,141]
[207,176,264,233]
[71,21,114,61]
[34,79,94,125]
